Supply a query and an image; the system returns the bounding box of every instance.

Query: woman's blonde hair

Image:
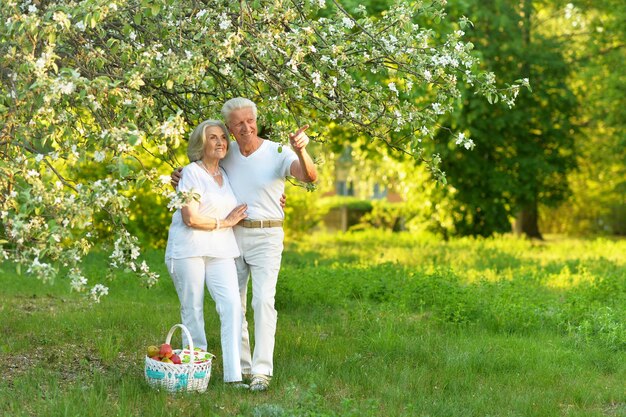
[187,119,229,162]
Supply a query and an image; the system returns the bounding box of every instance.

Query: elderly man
[172,98,317,391]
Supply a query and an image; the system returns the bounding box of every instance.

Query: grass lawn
[1,231,624,416]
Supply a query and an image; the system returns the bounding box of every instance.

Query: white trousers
[166,256,243,382]
[233,226,284,377]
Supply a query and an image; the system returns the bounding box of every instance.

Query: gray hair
[221,97,257,124]
[187,119,229,162]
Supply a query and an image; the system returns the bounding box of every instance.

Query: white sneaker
[249,374,271,392]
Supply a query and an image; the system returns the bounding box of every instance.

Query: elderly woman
[165,119,248,386]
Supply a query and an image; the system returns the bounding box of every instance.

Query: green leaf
[117,158,131,177]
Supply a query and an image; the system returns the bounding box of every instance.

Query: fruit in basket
[159,343,173,359]
[146,345,160,357]
[171,354,182,364]
[161,357,174,364]
[150,355,161,361]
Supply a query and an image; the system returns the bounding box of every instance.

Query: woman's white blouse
[165,162,240,259]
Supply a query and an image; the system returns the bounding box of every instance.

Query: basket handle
[164,323,194,352]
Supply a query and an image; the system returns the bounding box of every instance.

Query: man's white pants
[233,226,284,377]
[166,256,243,382]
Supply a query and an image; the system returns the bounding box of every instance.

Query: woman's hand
[171,167,183,189]
[222,204,248,228]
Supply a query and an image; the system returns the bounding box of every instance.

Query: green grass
[1,231,624,416]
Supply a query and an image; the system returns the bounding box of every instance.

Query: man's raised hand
[289,124,310,152]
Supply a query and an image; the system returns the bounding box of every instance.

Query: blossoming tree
[0,0,525,300]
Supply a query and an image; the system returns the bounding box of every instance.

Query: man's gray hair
[221,97,257,123]
[187,119,229,162]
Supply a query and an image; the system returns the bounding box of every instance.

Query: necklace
[198,161,221,177]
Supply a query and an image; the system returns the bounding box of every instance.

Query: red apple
[160,343,173,359]
[150,355,161,361]
[171,354,182,364]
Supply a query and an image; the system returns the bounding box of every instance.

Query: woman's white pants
[166,256,243,382]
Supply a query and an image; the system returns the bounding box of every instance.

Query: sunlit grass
[1,231,624,416]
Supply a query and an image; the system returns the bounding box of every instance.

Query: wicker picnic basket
[144,323,214,393]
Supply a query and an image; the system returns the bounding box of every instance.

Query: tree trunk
[514,0,543,241]
[514,201,543,239]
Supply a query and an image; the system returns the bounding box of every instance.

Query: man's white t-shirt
[221,140,298,220]
[165,162,240,259]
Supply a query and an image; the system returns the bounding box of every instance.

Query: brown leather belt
[239,219,284,228]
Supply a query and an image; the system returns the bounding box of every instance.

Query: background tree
[436,0,577,238]
[539,0,626,235]
[0,0,523,298]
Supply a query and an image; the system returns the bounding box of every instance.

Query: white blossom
[220,63,233,76]
[53,11,67,22]
[90,284,109,303]
[219,13,232,30]
[167,190,200,211]
[94,150,106,162]
[388,82,399,96]
[342,17,355,29]
[35,56,48,71]
[54,81,76,95]
[311,71,322,88]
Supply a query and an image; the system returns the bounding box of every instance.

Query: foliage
[283,181,330,237]
[435,0,578,237]
[539,0,626,235]
[281,231,626,351]
[0,0,526,297]
[318,195,374,212]
[310,135,459,235]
